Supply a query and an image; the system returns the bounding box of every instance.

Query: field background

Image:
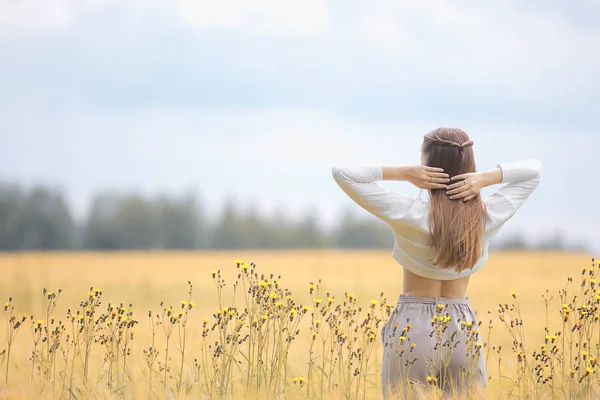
[0,250,594,398]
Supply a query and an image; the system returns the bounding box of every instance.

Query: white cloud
[174,0,330,36]
[0,0,330,36]
[360,1,600,102]
[0,0,73,31]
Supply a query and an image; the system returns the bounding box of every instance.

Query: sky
[0,0,599,251]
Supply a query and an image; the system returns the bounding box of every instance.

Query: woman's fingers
[449,190,472,200]
[447,180,467,190]
[463,194,477,202]
[425,166,445,173]
[450,173,470,181]
[446,184,469,195]
[430,172,450,179]
[430,177,450,184]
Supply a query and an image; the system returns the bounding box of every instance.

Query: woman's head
[422,128,486,272]
[422,128,475,177]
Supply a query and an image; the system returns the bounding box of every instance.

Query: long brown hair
[422,128,486,272]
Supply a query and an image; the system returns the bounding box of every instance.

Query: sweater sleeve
[331,166,416,223]
[484,159,543,233]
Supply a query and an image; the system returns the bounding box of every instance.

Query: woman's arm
[332,165,449,223]
[381,166,450,189]
[445,159,543,226]
[486,159,543,218]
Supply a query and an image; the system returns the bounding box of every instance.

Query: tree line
[0,183,583,251]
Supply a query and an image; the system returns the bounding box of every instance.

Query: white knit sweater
[331,159,543,280]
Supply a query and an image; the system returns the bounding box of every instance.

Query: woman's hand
[446,172,484,202]
[405,166,450,190]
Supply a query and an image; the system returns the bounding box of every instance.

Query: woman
[331,127,542,398]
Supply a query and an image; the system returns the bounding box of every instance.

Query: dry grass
[0,250,595,399]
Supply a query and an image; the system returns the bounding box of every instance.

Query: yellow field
[0,250,597,399]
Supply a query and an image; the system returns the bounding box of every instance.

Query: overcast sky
[0,0,599,251]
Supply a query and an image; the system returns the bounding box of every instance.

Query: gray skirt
[381,294,487,398]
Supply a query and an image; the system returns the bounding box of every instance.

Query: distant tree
[0,182,588,252]
[210,200,245,249]
[156,195,200,249]
[83,194,124,250]
[535,230,566,251]
[0,184,24,250]
[268,209,299,249]
[495,234,528,251]
[333,211,392,249]
[0,184,73,250]
[117,195,159,249]
[196,199,209,249]
[293,211,324,248]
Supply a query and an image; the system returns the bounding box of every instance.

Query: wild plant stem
[5,345,11,384]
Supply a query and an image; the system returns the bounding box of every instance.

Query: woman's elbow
[529,159,543,186]
[331,166,346,183]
